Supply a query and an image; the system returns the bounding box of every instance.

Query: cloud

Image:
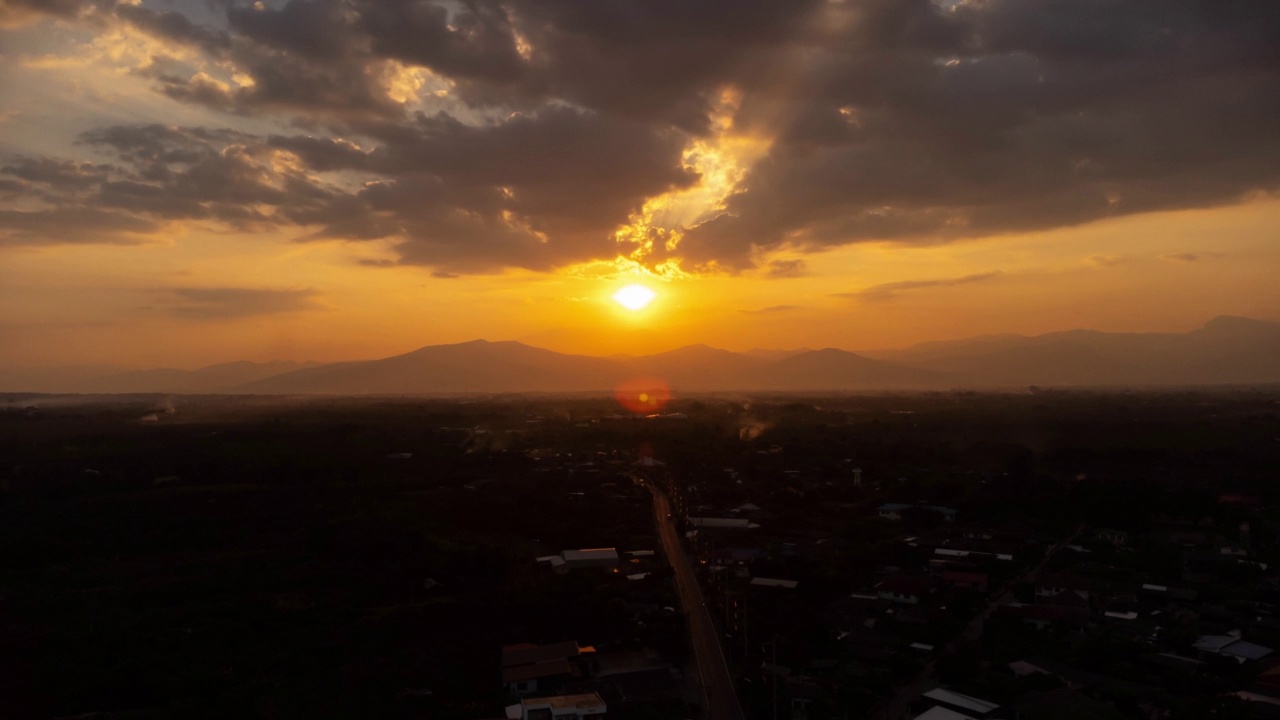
[839,271,1005,302]
[763,259,807,279]
[0,208,159,246]
[1087,254,1126,267]
[2,108,695,271]
[157,287,324,319]
[738,305,798,314]
[1161,252,1227,263]
[3,0,1280,274]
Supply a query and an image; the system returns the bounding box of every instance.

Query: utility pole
[772,634,778,720]
[742,592,748,661]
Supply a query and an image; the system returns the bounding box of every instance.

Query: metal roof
[921,688,1000,715]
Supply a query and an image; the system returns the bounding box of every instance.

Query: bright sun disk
[613,284,656,311]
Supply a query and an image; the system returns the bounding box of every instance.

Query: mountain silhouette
[4,316,1278,394]
[866,316,1280,386]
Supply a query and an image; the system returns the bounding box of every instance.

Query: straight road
[649,484,746,720]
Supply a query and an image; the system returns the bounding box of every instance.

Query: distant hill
[73,361,320,394]
[237,340,935,394]
[757,348,946,390]
[236,340,622,394]
[0,365,125,394]
[5,316,1278,394]
[865,316,1280,387]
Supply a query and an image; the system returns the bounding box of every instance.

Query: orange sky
[1,1,1278,369]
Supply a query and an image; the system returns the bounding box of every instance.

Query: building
[512,693,607,720]
[1035,573,1092,603]
[688,517,758,529]
[920,688,1000,717]
[1194,633,1274,662]
[914,708,975,720]
[1094,528,1129,546]
[877,504,958,522]
[878,503,913,520]
[877,575,933,605]
[501,641,590,695]
[561,548,619,572]
[751,577,799,589]
[941,571,989,593]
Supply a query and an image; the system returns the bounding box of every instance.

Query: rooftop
[922,688,1000,715]
[521,692,607,713]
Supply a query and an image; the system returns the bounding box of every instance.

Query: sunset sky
[2,0,1278,369]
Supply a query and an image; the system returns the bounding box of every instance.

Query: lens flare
[615,376,671,414]
[612,284,656,311]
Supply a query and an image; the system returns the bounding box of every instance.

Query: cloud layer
[3,0,1278,274]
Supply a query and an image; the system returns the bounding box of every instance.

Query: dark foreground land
[2,389,1280,719]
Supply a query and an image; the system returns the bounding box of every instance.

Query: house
[914,708,975,720]
[561,548,619,571]
[1035,573,1092,604]
[501,641,589,695]
[751,577,799,589]
[514,692,606,720]
[1094,528,1129,546]
[926,506,959,523]
[877,575,933,605]
[1014,688,1126,720]
[536,555,568,574]
[687,517,758,529]
[878,504,958,522]
[878,503,913,520]
[787,681,824,720]
[1194,633,1274,662]
[714,547,762,576]
[941,571,989,593]
[920,688,1000,716]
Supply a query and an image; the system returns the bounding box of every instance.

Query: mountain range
[3,316,1278,395]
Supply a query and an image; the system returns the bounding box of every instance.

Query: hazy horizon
[1,313,1275,373]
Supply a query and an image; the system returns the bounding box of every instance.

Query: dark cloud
[839,271,1005,302]
[158,287,324,319]
[678,0,1280,267]
[1161,251,1226,263]
[4,0,1280,273]
[0,207,159,245]
[357,0,526,84]
[1,156,113,191]
[0,0,90,26]
[3,109,692,271]
[114,4,231,54]
[763,259,807,279]
[1,124,336,243]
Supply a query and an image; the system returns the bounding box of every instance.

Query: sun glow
[612,284,657,311]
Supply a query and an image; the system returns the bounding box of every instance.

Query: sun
[612,284,657,311]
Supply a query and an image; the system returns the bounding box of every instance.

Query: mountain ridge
[3,316,1278,394]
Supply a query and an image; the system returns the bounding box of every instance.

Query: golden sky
[2,0,1278,369]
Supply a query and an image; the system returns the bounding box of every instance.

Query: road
[871,525,1085,720]
[649,484,747,720]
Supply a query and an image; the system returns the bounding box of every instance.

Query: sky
[1,0,1278,369]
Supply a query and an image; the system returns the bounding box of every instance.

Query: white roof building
[750,577,798,589]
[514,693,607,720]
[921,688,1000,716]
[914,707,976,720]
[688,517,759,529]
